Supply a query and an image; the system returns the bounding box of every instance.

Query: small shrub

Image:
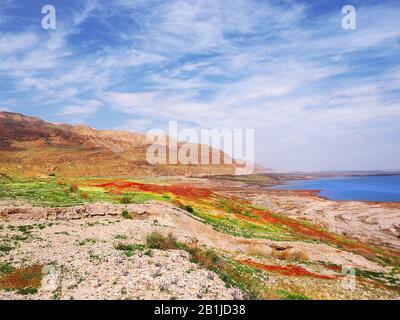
[179,204,194,213]
[121,210,132,220]
[0,243,13,252]
[145,232,179,250]
[272,249,309,261]
[17,225,34,234]
[185,246,224,271]
[69,184,78,193]
[115,243,145,255]
[81,192,89,200]
[0,262,14,275]
[289,250,309,261]
[76,238,97,246]
[120,196,131,204]
[17,287,38,295]
[248,245,269,258]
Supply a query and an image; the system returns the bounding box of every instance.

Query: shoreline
[267,174,400,204]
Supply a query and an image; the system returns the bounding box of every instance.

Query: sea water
[273,175,400,202]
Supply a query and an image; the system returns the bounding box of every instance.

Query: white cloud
[0,33,38,54]
[2,0,400,170]
[59,100,102,118]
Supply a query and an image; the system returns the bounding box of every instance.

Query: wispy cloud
[1,0,400,170]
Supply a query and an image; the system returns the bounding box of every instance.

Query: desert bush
[145,232,179,250]
[143,232,274,299]
[69,184,78,193]
[120,195,131,204]
[121,210,132,220]
[115,243,145,256]
[0,243,13,252]
[272,249,309,261]
[0,262,14,275]
[184,245,224,271]
[179,204,194,213]
[247,245,269,258]
[17,287,38,295]
[289,250,309,261]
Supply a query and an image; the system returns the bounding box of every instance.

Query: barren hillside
[0,112,242,177]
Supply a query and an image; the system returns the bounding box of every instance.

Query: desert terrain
[0,113,399,300]
[0,175,399,300]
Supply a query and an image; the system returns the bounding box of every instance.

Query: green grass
[0,177,170,207]
[0,178,87,207]
[276,290,310,300]
[190,209,301,241]
[115,243,146,256]
[119,192,170,204]
[355,268,400,288]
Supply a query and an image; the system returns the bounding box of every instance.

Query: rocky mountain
[0,112,245,177]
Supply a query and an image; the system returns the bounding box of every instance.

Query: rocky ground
[1,200,399,300]
[0,204,239,300]
[228,189,400,249]
[191,175,400,250]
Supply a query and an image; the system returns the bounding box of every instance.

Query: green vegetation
[0,178,89,207]
[119,192,170,204]
[121,210,132,220]
[190,208,301,241]
[88,250,101,262]
[355,268,400,288]
[0,177,169,207]
[0,243,13,252]
[0,264,43,294]
[115,234,128,240]
[115,243,146,256]
[120,195,132,204]
[0,262,14,275]
[17,287,38,295]
[1,174,399,300]
[207,174,282,186]
[146,232,179,250]
[143,232,307,300]
[179,204,194,213]
[276,290,310,300]
[76,238,97,246]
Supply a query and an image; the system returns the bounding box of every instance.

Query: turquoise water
[273,175,400,202]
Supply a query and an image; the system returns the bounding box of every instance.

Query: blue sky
[0,0,399,171]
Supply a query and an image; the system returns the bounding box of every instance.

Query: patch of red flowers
[249,209,380,259]
[95,181,212,199]
[239,259,336,280]
[322,264,342,271]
